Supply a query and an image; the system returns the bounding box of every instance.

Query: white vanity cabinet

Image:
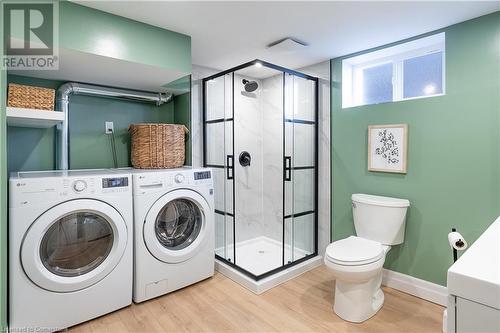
[447,217,500,333]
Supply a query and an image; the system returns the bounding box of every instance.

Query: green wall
[59,2,191,73]
[174,92,192,166]
[331,12,500,286]
[69,95,173,169]
[0,3,6,329]
[6,75,193,171]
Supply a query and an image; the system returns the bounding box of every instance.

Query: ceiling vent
[267,37,308,53]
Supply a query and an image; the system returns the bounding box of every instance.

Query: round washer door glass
[40,212,114,277]
[155,199,202,250]
[143,189,211,264]
[22,199,128,293]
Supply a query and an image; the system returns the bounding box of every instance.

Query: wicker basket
[129,123,189,169]
[7,83,55,110]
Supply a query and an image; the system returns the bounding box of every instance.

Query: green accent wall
[68,96,173,169]
[59,2,191,73]
[331,12,500,286]
[174,91,192,166]
[0,3,7,329]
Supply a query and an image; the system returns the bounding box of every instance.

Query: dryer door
[143,189,211,263]
[21,199,128,292]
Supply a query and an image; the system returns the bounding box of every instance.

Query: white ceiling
[75,1,499,71]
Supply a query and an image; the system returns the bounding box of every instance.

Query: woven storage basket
[7,83,55,110]
[130,123,189,169]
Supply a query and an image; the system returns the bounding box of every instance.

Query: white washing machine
[9,169,133,331]
[132,167,214,303]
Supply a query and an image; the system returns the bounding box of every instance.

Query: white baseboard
[382,269,448,306]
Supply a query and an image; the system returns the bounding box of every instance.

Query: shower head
[242,79,258,92]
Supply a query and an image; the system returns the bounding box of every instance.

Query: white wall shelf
[6,107,64,128]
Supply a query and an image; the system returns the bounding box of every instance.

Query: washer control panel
[102,177,129,188]
[72,180,87,192]
[68,177,130,194]
[174,173,185,184]
[10,173,131,207]
[64,178,96,195]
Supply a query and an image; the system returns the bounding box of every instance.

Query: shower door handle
[284,156,292,181]
[226,155,234,180]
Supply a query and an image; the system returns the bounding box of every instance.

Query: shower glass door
[205,73,234,263]
[284,73,317,264]
[204,60,318,281]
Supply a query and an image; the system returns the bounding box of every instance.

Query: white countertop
[447,216,500,309]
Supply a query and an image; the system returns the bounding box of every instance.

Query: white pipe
[56,82,172,170]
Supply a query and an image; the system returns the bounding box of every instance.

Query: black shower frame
[202,59,319,281]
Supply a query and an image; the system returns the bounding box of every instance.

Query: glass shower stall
[203,60,318,281]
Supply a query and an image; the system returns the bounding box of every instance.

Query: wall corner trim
[382,269,448,306]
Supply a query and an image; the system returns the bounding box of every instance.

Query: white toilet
[325,193,410,323]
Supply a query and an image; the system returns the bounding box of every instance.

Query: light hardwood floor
[70,266,444,333]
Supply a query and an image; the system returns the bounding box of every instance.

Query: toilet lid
[326,236,384,266]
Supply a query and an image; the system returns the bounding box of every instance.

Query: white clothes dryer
[131,167,214,303]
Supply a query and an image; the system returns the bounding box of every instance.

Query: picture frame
[368,124,408,174]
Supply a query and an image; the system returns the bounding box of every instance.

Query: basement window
[342,33,445,108]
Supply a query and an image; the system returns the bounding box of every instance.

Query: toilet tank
[352,194,410,245]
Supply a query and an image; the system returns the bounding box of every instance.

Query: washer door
[21,199,128,292]
[143,189,210,263]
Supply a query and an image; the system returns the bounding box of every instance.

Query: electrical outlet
[105,121,114,134]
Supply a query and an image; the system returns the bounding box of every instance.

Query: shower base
[215,236,323,294]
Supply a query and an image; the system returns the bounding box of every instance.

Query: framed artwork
[368,124,408,174]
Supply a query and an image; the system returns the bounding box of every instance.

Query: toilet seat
[326,236,384,266]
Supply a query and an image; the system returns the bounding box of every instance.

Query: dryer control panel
[133,168,213,195]
[194,171,211,180]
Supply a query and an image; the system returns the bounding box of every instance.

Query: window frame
[343,33,446,108]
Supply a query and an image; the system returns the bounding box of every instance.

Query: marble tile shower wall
[234,74,267,243]
[261,74,284,243]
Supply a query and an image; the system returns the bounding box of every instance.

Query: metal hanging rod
[56,82,173,170]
